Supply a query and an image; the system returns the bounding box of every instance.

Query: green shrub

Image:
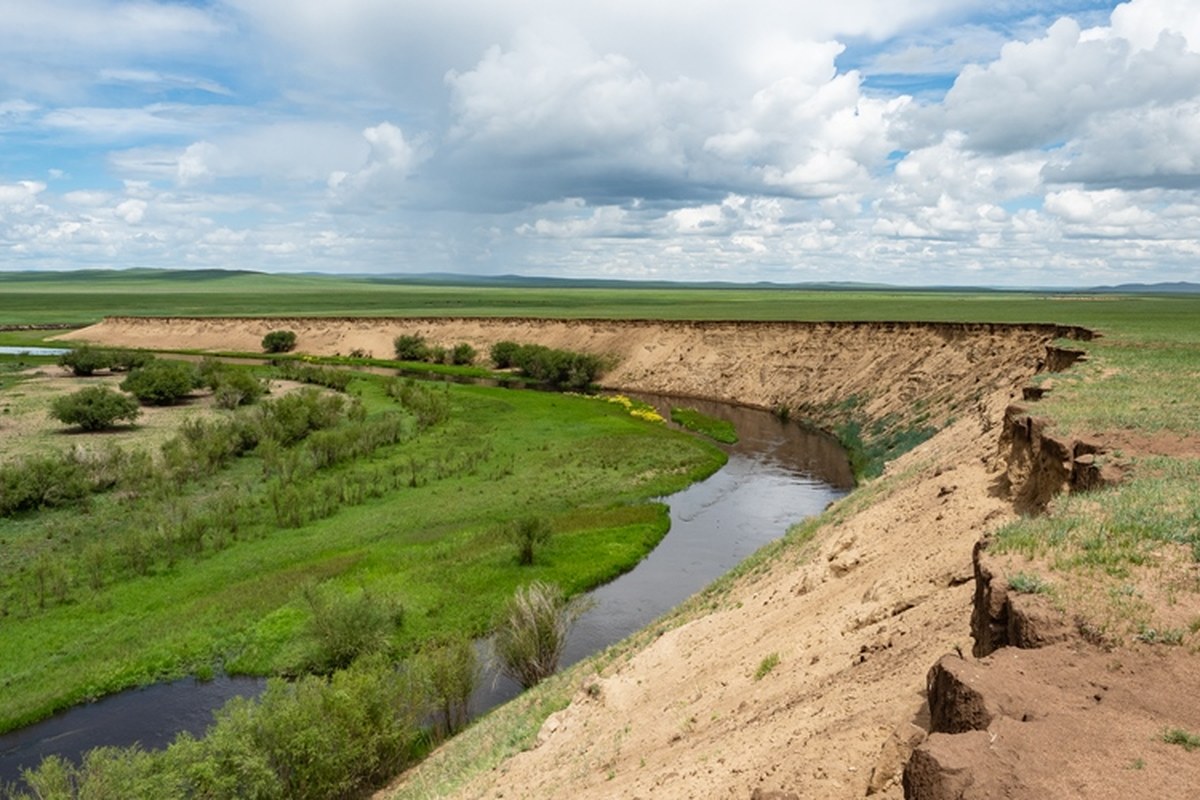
[490,340,522,368]
[450,343,477,366]
[10,746,173,800]
[274,361,353,392]
[110,349,153,372]
[385,378,450,429]
[200,362,267,409]
[137,656,427,800]
[492,581,589,689]
[120,360,201,405]
[303,584,403,672]
[753,652,781,680]
[0,453,90,516]
[256,388,346,445]
[508,516,552,566]
[420,637,479,738]
[50,386,141,431]
[261,329,297,353]
[393,334,429,362]
[1161,727,1200,751]
[1008,572,1050,594]
[58,345,114,376]
[508,344,607,389]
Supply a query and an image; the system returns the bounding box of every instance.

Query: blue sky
[1,0,1198,286]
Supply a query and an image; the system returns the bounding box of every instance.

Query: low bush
[274,361,353,392]
[50,386,141,431]
[508,516,552,566]
[199,361,268,409]
[58,345,114,376]
[385,378,450,429]
[120,360,201,405]
[394,334,429,362]
[0,453,91,516]
[261,329,298,353]
[420,637,479,738]
[490,340,521,368]
[507,344,608,390]
[303,584,403,672]
[110,349,153,372]
[450,343,476,366]
[7,656,428,800]
[256,388,346,445]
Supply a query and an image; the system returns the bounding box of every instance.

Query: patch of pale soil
[911,643,1200,799]
[0,369,213,463]
[391,388,1023,800]
[1074,429,1200,461]
[0,368,305,464]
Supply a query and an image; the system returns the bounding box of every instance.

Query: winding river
[0,394,851,784]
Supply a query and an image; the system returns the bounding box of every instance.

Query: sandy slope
[60,316,1082,798]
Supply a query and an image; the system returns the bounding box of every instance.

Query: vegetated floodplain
[0,363,724,736]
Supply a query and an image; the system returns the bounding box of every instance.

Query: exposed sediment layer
[61,316,1089,439]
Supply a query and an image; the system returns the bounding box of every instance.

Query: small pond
[0,346,69,356]
[0,393,851,783]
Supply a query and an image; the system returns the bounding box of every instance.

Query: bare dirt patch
[0,369,216,463]
[0,368,304,464]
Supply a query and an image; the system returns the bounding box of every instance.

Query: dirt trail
[63,316,1184,799]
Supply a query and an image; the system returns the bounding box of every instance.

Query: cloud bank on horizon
[0,0,1197,286]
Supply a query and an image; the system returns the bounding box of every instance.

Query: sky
[1,0,1198,286]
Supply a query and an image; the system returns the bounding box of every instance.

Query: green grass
[1007,572,1051,594]
[3,269,1200,332]
[0,377,724,733]
[993,458,1200,575]
[671,407,738,444]
[752,652,780,680]
[1161,728,1200,751]
[1033,342,1200,435]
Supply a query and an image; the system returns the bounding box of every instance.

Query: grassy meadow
[2,268,1199,330]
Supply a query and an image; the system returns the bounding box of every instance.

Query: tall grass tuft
[492,581,590,690]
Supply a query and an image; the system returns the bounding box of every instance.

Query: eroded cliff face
[61,317,1089,444]
[998,405,1127,514]
[903,384,1199,800]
